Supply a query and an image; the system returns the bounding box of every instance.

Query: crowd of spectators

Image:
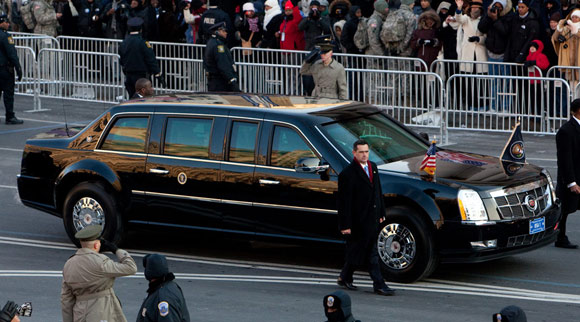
[1,0,579,78]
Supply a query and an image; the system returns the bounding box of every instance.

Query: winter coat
[526,40,550,83]
[477,0,514,55]
[365,9,387,55]
[300,58,348,99]
[261,13,283,48]
[279,5,305,50]
[438,2,458,59]
[551,9,580,80]
[235,14,264,48]
[384,5,417,56]
[32,0,59,37]
[505,9,540,63]
[455,11,487,73]
[341,5,364,54]
[61,248,138,322]
[298,11,331,50]
[410,10,442,68]
[540,0,562,33]
[77,0,103,37]
[101,0,130,40]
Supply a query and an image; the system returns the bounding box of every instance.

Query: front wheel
[62,181,124,246]
[377,206,438,283]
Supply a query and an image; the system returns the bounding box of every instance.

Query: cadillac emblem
[524,195,537,212]
[509,141,525,160]
[177,172,187,185]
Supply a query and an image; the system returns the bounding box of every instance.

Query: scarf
[264,0,282,30]
[248,16,260,32]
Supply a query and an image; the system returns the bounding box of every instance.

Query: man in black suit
[336,139,395,296]
[555,99,580,249]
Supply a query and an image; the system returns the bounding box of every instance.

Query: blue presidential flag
[500,123,525,163]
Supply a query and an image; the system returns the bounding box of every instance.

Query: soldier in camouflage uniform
[32,0,60,37]
[365,0,388,56]
[391,0,417,57]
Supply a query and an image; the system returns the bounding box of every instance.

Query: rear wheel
[377,206,438,283]
[63,182,124,246]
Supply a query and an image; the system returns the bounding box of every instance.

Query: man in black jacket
[336,139,395,296]
[137,254,190,321]
[555,99,580,249]
[505,0,539,63]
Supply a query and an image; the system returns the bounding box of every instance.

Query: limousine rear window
[322,113,427,164]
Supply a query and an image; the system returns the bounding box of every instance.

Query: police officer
[323,291,361,322]
[0,11,23,125]
[61,225,138,322]
[137,254,190,322]
[300,35,347,99]
[119,17,163,98]
[203,21,240,92]
[198,0,234,46]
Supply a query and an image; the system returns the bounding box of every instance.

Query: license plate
[529,217,545,235]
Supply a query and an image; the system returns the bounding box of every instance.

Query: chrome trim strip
[132,190,146,195]
[255,165,295,172]
[496,194,548,208]
[253,202,337,214]
[264,119,322,157]
[221,161,256,168]
[94,149,148,157]
[221,199,253,206]
[144,191,221,203]
[148,154,221,164]
[315,126,349,163]
[489,180,547,198]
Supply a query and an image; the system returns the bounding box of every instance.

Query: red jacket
[526,39,550,84]
[279,6,305,50]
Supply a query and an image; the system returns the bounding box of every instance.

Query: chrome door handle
[149,168,169,174]
[259,179,280,185]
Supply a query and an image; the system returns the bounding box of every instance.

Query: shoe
[5,117,23,125]
[555,236,578,249]
[374,286,396,296]
[337,278,357,290]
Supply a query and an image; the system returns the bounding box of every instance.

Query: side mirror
[295,157,329,173]
[419,132,429,142]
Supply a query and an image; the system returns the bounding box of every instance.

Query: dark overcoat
[337,159,386,265]
[556,117,580,215]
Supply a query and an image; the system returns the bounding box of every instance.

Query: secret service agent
[0,11,23,125]
[119,17,161,98]
[203,22,240,92]
[137,254,190,322]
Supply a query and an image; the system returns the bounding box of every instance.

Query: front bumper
[437,204,561,263]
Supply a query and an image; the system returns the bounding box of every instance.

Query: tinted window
[100,117,148,153]
[271,126,316,168]
[229,121,258,163]
[164,118,213,158]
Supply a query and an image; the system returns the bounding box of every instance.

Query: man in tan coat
[61,225,137,322]
[300,39,347,99]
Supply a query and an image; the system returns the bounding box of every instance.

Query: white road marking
[527,157,557,162]
[0,185,17,189]
[0,147,23,152]
[1,236,580,304]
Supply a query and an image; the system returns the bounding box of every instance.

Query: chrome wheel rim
[72,197,105,232]
[377,223,417,270]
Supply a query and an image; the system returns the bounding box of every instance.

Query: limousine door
[142,114,226,229]
[252,122,339,241]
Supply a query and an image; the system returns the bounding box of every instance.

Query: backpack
[380,10,406,45]
[353,17,369,51]
[21,0,37,30]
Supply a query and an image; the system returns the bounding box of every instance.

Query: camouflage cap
[74,225,102,241]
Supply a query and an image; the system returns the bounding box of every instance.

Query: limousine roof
[122,93,356,110]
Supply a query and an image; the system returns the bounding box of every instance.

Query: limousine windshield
[322,112,428,164]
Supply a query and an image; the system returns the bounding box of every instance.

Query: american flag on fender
[420,140,437,175]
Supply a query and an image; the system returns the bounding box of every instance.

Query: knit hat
[311,0,320,6]
[243,2,255,11]
[284,1,294,9]
[318,0,328,6]
[491,0,506,9]
[143,254,169,281]
[550,12,561,21]
[437,1,451,12]
[530,41,539,49]
[374,0,389,13]
[265,0,278,7]
[572,10,580,18]
[518,0,531,7]
[401,0,414,5]
[334,19,346,31]
[470,0,484,9]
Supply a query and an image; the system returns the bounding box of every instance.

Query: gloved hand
[99,239,119,253]
[228,78,241,92]
[557,34,567,43]
[155,73,167,88]
[305,47,321,64]
[423,39,432,46]
[418,38,426,45]
[468,36,480,42]
[515,53,525,63]
[523,60,536,68]
[0,301,18,322]
[16,68,22,82]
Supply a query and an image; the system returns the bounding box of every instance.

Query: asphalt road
[1,96,579,321]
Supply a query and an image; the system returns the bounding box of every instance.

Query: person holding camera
[299,1,331,50]
[61,225,138,322]
[101,0,130,39]
[552,9,580,87]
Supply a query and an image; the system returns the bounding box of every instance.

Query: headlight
[458,189,488,222]
[542,169,556,207]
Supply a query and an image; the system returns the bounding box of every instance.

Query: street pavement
[0,96,579,321]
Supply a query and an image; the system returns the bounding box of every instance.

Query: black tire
[377,206,438,283]
[63,181,124,247]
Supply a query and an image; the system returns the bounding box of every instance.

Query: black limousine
[17,94,560,282]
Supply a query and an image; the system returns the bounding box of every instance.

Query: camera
[490,6,498,13]
[18,303,32,317]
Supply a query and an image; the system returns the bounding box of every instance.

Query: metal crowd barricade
[445,74,570,134]
[37,48,125,103]
[155,56,206,93]
[12,35,60,55]
[15,46,45,112]
[57,36,122,53]
[546,65,580,99]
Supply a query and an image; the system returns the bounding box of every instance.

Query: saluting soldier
[137,254,191,322]
[300,36,347,99]
[119,17,163,98]
[203,22,240,92]
[0,11,23,125]
[61,225,138,322]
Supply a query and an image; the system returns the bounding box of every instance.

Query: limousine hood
[378,149,545,189]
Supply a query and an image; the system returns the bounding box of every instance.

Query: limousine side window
[229,121,258,163]
[164,118,213,159]
[271,126,316,168]
[100,117,149,153]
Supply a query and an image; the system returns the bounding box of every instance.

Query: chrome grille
[491,180,551,219]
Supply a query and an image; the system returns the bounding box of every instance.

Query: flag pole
[433,135,437,183]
